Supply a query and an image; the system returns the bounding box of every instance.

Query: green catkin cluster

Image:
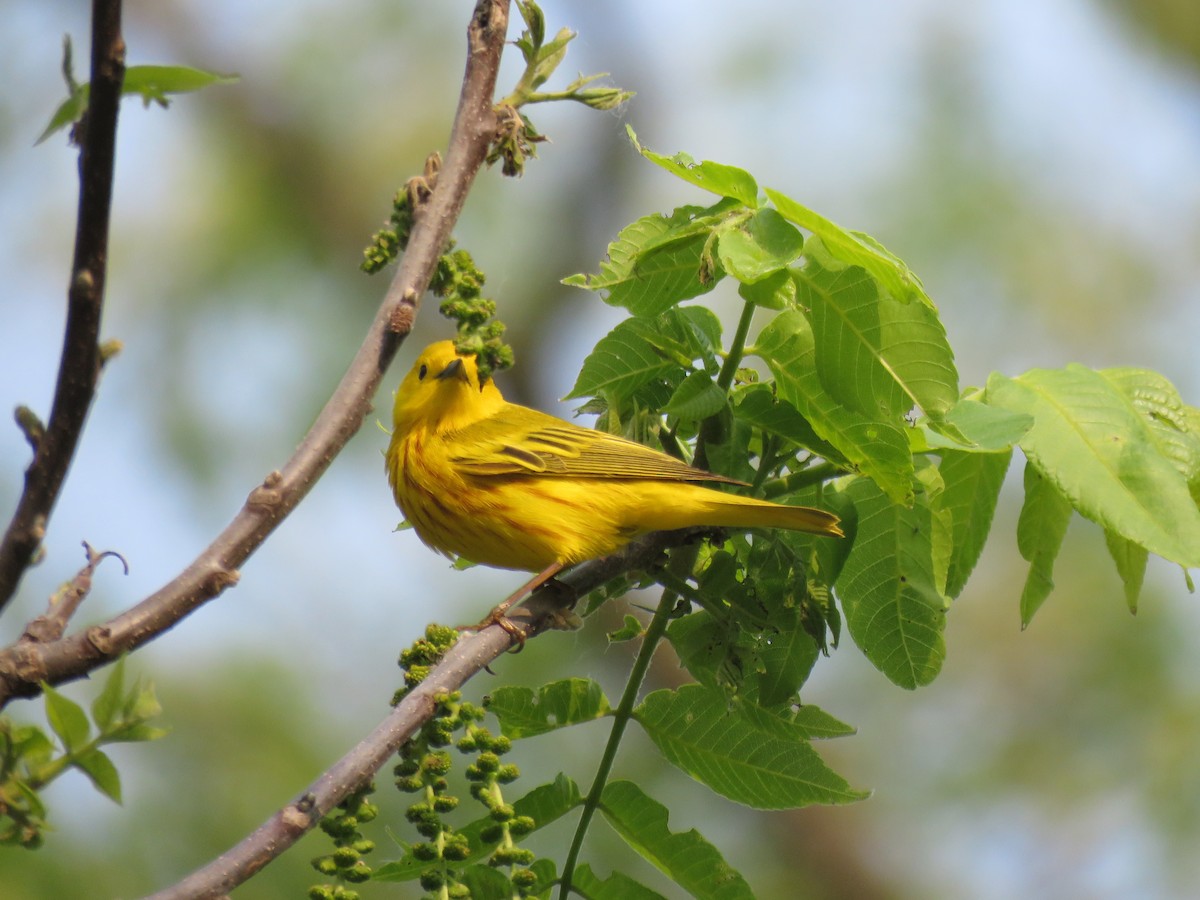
[308,785,379,900]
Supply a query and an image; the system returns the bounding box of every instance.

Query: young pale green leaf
[716,208,803,283]
[764,187,928,306]
[628,126,759,206]
[1101,367,1200,498]
[755,311,913,505]
[74,748,121,804]
[599,780,755,900]
[486,678,611,739]
[43,685,91,752]
[1016,461,1074,626]
[572,863,668,900]
[662,371,727,421]
[915,398,1034,452]
[563,204,726,317]
[38,65,238,144]
[737,268,795,309]
[373,774,582,880]
[800,256,959,422]
[608,613,644,642]
[939,449,1012,598]
[1105,529,1149,613]
[634,685,866,807]
[836,476,948,688]
[566,319,679,401]
[90,657,127,733]
[987,366,1200,568]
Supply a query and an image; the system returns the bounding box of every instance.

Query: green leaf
[765,186,928,306]
[941,397,1033,450]
[939,449,1012,598]
[38,65,237,144]
[608,614,644,642]
[1105,529,1148,613]
[1102,367,1200,501]
[987,366,1200,568]
[458,864,514,899]
[634,685,866,807]
[732,384,844,464]
[563,204,726,317]
[753,616,820,707]
[486,679,611,739]
[43,684,90,752]
[737,267,795,309]
[628,127,759,206]
[755,311,914,505]
[789,704,857,739]
[373,774,582,881]
[91,657,126,732]
[599,780,755,900]
[800,256,958,422]
[1016,460,1074,626]
[662,371,727,421]
[716,208,803,283]
[573,863,667,900]
[74,748,121,803]
[836,476,947,688]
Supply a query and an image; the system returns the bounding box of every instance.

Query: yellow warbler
[386,341,842,604]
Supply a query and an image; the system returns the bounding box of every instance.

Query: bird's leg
[467,561,566,647]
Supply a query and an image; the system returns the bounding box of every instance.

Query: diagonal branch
[0,0,126,610]
[141,528,698,900]
[0,0,512,709]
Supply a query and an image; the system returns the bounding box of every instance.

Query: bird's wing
[448,406,745,484]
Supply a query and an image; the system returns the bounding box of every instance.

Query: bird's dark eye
[418,364,428,380]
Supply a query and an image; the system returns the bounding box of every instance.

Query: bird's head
[392,341,504,434]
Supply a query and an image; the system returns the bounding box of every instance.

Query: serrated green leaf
[716,208,803,283]
[754,617,820,707]
[599,780,755,900]
[564,204,727,317]
[43,685,90,752]
[836,476,947,688]
[74,748,121,803]
[732,384,844,464]
[634,685,866,807]
[662,371,727,421]
[573,863,667,900]
[755,311,914,504]
[91,657,127,732]
[765,187,928,306]
[628,127,759,206]
[1105,529,1148,613]
[939,449,1012,598]
[1016,460,1074,626]
[373,774,582,881]
[486,679,611,739]
[987,366,1200,568]
[800,256,958,422]
[789,704,857,739]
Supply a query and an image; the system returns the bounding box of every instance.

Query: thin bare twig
[142,528,695,900]
[0,0,512,709]
[0,0,125,610]
[20,542,128,645]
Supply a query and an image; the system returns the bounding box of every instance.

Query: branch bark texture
[0,0,125,609]
[0,0,512,708]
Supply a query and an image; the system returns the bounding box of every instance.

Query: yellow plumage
[386,341,842,574]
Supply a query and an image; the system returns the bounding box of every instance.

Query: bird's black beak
[436,357,469,383]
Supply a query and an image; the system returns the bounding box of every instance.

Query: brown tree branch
[0,0,512,709]
[141,529,696,900]
[0,0,126,610]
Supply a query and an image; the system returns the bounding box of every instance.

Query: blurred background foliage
[1,0,1198,897]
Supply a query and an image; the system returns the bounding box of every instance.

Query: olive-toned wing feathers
[448,407,745,485]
